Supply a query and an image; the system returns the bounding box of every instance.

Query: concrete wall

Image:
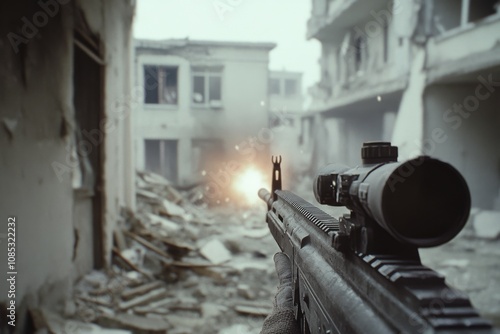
[269,71,304,113]
[0,0,134,330]
[135,43,272,186]
[423,83,500,209]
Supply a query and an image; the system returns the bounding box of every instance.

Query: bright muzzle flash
[233,167,267,204]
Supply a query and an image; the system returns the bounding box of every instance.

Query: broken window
[192,67,223,108]
[468,0,498,23]
[269,78,280,95]
[353,35,366,73]
[285,79,298,96]
[145,140,178,182]
[432,0,499,34]
[144,65,178,105]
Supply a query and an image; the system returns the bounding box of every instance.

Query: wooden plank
[112,247,152,279]
[118,288,169,311]
[123,230,171,260]
[121,281,164,301]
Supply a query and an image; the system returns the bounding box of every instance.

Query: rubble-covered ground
[31,173,499,333]
[32,171,281,334]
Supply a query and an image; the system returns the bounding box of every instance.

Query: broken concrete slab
[118,287,169,311]
[148,213,182,232]
[160,199,187,218]
[97,313,169,334]
[199,239,232,264]
[31,308,132,334]
[234,304,272,317]
[140,172,171,186]
[237,284,256,300]
[473,210,500,239]
[201,303,228,318]
[164,314,205,331]
[136,189,161,201]
[218,324,260,334]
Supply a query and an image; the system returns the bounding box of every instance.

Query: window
[269,78,280,95]
[383,23,389,64]
[144,65,178,105]
[353,35,366,73]
[192,67,222,108]
[468,0,498,23]
[145,140,178,182]
[285,79,298,96]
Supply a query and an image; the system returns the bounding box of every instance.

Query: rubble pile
[45,170,280,334]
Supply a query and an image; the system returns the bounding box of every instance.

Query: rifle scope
[313,142,470,247]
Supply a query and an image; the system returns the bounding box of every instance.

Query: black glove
[260,253,301,334]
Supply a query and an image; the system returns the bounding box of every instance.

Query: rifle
[259,142,493,334]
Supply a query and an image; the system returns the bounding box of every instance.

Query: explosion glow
[233,167,267,205]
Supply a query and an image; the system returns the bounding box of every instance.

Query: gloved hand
[260,253,301,334]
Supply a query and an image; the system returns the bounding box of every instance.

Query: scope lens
[381,158,470,246]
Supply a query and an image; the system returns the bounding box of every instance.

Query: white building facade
[134,39,276,190]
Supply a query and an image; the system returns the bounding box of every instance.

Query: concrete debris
[440,259,470,268]
[120,245,146,267]
[118,287,169,311]
[66,170,279,333]
[237,283,256,300]
[148,213,182,233]
[160,199,187,218]
[97,313,170,334]
[199,239,232,264]
[219,324,260,334]
[121,281,164,300]
[201,303,229,318]
[472,210,500,239]
[31,308,132,334]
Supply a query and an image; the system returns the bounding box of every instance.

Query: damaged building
[0,0,135,332]
[304,0,500,210]
[133,39,276,195]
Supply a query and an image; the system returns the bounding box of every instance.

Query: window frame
[191,67,223,109]
[143,64,179,106]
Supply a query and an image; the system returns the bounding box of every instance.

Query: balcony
[426,13,500,83]
[307,0,391,41]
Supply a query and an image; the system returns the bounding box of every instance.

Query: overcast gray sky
[133,0,321,93]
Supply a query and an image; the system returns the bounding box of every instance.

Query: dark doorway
[72,25,105,271]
